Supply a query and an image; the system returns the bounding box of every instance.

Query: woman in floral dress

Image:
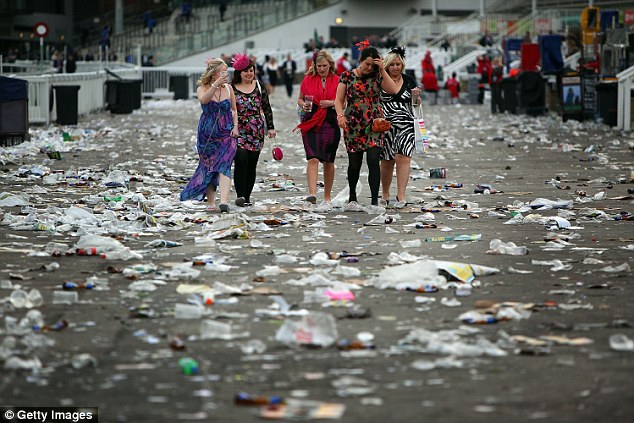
[334,44,399,209]
[230,53,276,207]
[180,58,239,213]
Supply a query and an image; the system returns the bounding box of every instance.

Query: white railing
[442,49,487,82]
[15,69,138,125]
[563,51,580,70]
[617,65,634,131]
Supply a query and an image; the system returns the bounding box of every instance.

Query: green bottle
[178,357,199,375]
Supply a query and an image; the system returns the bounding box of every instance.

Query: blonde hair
[306,50,336,76]
[197,58,227,86]
[382,52,404,71]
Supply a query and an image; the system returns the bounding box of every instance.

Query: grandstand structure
[1,0,633,130]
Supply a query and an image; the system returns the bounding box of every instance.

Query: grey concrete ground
[1,86,633,423]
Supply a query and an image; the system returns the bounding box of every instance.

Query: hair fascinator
[390,46,406,58]
[205,57,214,66]
[355,39,370,51]
[231,52,250,71]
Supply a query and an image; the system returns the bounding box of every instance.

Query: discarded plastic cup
[9,289,28,308]
[455,285,472,297]
[200,319,232,339]
[52,291,78,304]
[27,289,44,307]
[609,334,634,352]
[174,303,205,319]
[241,339,267,355]
[304,95,314,111]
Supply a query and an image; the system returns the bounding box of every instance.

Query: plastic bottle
[63,282,94,290]
[100,248,142,260]
[336,339,376,351]
[76,248,100,256]
[406,285,438,293]
[33,222,55,232]
[178,357,199,375]
[33,319,68,332]
[234,392,284,406]
[202,290,215,306]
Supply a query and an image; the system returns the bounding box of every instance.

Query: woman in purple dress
[180,58,239,212]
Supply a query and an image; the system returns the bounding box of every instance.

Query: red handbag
[272,145,283,161]
[371,118,391,132]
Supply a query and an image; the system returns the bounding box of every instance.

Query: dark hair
[359,47,380,78]
[359,46,380,62]
[232,60,255,84]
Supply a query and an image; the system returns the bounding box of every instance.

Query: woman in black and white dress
[380,47,421,207]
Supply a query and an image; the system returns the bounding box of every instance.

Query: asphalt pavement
[1,86,633,423]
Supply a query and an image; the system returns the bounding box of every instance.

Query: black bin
[501,78,519,114]
[53,85,80,125]
[105,80,141,114]
[518,71,546,116]
[596,82,618,127]
[170,75,190,100]
[0,76,28,146]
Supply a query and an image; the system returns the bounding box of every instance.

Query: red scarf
[294,73,339,134]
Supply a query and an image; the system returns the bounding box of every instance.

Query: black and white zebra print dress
[380,73,417,160]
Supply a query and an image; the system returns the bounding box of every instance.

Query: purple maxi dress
[180,98,236,201]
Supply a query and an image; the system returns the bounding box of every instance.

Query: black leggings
[234,147,260,202]
[347,147,381,205]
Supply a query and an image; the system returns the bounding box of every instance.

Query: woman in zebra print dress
[380,47,421,207]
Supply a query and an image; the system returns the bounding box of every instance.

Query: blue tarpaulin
[0,76,28,102]
[601,10,620,33]
[539,34,564,74]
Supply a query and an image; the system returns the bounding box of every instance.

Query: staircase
[102,0,341,65]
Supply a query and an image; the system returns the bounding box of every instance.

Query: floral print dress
[339,70,384,153]
[233,82,274,152]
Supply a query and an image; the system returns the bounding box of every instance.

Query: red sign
[33,22,49,37]
[625,10,634,25]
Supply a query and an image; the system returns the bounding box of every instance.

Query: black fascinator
[390,46,406,58]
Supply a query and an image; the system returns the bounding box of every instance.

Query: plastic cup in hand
[226,67,235,81]
[304,95,314,110]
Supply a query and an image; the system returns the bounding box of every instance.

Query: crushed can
[429,167,446,178]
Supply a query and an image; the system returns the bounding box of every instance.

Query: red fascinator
[232,52,251,71]
[355,39,370,51]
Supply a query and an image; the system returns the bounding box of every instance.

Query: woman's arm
[260,84,276,138]
[379,63,399,94]
[197,85,215,104]
[334,83,347,128]
[229,86,239,137]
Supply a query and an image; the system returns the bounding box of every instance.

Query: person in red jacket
[476,54,492,104]
[421,50,435,74]
[445,72,460,104]
[336,52,351,75]
[420,51,438,104]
